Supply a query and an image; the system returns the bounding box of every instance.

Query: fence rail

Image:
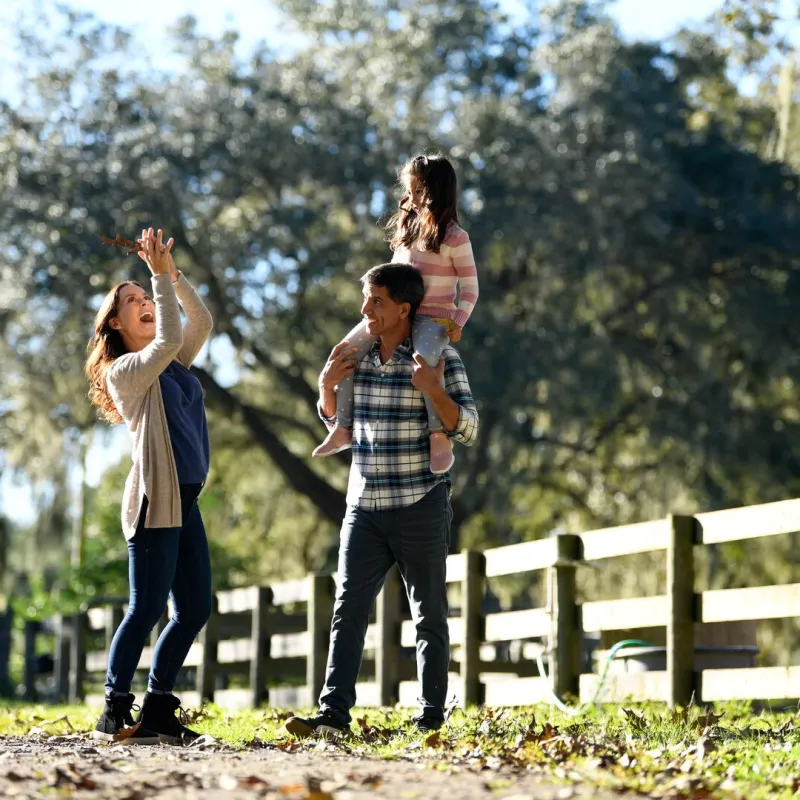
[31,497,800,708]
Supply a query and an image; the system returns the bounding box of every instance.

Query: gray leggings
[335,315,450,430]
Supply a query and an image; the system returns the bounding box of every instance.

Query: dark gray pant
[318,484,452,724]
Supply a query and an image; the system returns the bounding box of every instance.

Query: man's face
[361,283,409,336]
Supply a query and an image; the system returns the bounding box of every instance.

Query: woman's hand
[137,228,174,276]
[167,250,180,283]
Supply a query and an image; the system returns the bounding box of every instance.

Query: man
[285,262,479,736]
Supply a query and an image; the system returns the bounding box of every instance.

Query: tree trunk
[0,605,12,697]
[193,366,347,525]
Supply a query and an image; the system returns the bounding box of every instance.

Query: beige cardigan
[106,273,213,539]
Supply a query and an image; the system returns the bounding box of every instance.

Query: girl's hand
[447,325,462,343]
[137,228,174,276]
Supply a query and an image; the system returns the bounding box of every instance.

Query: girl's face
[403,173,426,211]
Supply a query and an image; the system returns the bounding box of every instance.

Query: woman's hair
[387,153,459,254]
[85,281,142,424]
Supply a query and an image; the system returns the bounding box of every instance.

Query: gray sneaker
[284,711,348,738]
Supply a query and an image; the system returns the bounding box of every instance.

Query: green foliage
[2,0,800,608]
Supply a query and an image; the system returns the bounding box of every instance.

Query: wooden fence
[40,497,800,709]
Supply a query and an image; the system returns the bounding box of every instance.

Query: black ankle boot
[92,693,159,745]
[136,692,201,746]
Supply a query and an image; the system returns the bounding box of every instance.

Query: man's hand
[411,354,445,395]
[320,341,359,391]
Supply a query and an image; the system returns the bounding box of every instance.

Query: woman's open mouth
[140,311,155,324]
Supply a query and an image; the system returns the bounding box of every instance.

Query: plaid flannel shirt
[321,338,479,511]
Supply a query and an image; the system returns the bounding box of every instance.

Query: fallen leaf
[620,708,647,733]
[345,771,383,789]
[425,731,442,748]
[220,774,270,791]
[444,696,461,722]
[279,776,333,798]
[51,763,98,790]
[113,722,144,742]
[700,708,723,729]
[40,715,74,731]
[696,733,717,760]
[239,775,271,789]
[536,724,558,744]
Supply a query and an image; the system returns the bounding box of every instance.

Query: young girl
[85,228,213,745]
[313,153,478,474]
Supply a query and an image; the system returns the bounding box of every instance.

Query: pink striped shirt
[392,223,479,328]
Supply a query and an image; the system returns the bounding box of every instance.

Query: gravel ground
[0,734,632,799]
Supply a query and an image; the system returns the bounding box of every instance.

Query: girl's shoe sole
[312,443,352,458]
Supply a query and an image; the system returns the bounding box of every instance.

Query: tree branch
[193,365,346,524]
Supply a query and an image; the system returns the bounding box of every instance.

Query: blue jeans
[105,484,212,695]
[318,484,452,724]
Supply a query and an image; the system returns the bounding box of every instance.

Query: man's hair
[360,262,425,317]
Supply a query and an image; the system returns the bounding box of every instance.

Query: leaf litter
[1,702,799,797]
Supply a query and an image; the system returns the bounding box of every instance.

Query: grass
[1,701,800,797]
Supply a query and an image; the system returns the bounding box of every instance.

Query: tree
[3,0,800,578]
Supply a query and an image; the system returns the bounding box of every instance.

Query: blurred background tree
[1,0,800,646]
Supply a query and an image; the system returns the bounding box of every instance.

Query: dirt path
[0,735,630,799]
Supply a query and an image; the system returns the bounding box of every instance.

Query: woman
[85,228,214,745]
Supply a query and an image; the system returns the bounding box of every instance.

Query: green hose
[535,638,653,716]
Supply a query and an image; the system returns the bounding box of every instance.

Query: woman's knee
[125,601,167,634]
[173,593,213,633]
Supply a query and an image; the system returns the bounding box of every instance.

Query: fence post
[68,609,86,703]
[197,595,218,704]
[307,573,335,705]
[460,550,486,707]
[53,614,70,702]
[548,533,581,701]
[376,566,401,706]
[667,514,696,708]
[250,587,272,708]
[23,620,37,701]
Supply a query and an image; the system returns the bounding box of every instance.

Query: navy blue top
[159,361,210,484]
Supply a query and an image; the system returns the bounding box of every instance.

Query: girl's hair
[387,153,459,254]
[85,281,142,425]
